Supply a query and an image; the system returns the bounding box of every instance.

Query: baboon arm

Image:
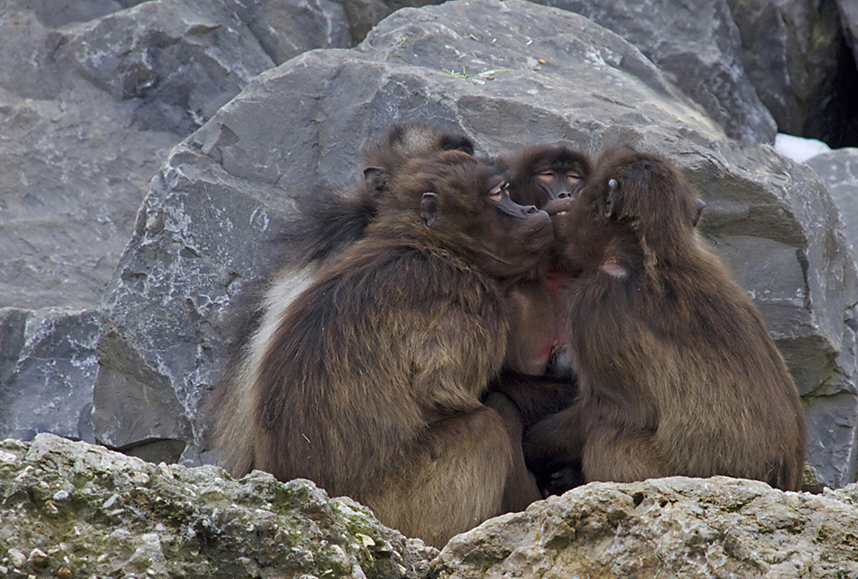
[523,402,587,472]
[488,373,577,429]
[368,406,527,548]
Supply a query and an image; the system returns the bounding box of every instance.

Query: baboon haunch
[216,150,552,547]
[525,147,806,491]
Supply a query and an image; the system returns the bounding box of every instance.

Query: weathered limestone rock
[534,0,777,144]
[0,433,436,579]
[5,435,857,577]
[432,476,858,578]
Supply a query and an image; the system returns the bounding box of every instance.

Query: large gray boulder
[0,0,351,445]
[0,0,349,312]
[91,0,858,487]
[533,0,777,145]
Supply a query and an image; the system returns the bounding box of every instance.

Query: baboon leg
[582,426,666,483]
[483,392,543,511]
[366,407,527,548]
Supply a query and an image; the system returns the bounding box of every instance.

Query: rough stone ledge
[3,434,858,579]
[0,433,435,579]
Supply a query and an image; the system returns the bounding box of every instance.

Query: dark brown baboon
[215,150,552,547]
[483,144,592,496]
[500,144,592,378]
[210,123,476,480]
[525,147,806,491]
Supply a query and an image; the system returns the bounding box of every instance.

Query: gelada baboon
[525,147,806,491]
[483,145,592,495]
[500,144,592,378]
[215,150,552,547]
[210,123,476,480]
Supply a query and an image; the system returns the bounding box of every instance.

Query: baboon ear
[605,178,621,219]
[693,198,706,227]
[363,166,386,200]
[421,192,439,227]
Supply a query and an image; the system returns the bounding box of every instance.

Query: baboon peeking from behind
[215,150,552,547]
[500,144,592,379]
[525,147,806,491]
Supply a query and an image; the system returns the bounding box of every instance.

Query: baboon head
[383,150,554,278]
[561,147,705,275]
[505,145,591,209]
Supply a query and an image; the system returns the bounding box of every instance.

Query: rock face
[534,0,778,145]
[0,308,99,444]
[88,0,858,487]
[808,148,858,253]
[725,0,858,148]
[0,0,352,445]
[0,0,349,312]
[432,476,858,578]
[840,0,858,65]
[0,433,436,579]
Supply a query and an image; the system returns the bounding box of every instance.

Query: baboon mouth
[542,197,574,216]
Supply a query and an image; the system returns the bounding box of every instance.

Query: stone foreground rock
[433,477,858,579]
[0,434,436,579]
[4,435,858,579]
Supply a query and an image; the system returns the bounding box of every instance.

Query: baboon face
[405,151,554,278]
[507,145,591,209]
[561,148,703,275]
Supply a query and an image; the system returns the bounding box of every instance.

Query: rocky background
[2,0,858,567]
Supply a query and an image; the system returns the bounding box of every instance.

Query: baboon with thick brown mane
[213,150,551,547]
[285,123,476,267]
[525,147,806,491]
[210,123,476,481]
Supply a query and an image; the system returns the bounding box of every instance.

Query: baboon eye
[565,172,581,183]
[536,170,556,183]
[488,181,507,202]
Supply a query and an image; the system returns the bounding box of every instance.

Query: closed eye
[488,181,507,202]
[536,170,556,183]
